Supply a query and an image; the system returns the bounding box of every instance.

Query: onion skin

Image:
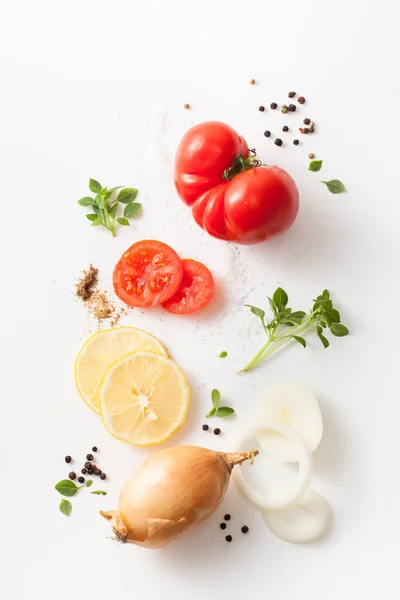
[100,445,257,549]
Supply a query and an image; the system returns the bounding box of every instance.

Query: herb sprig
[240,288,349,372]
[206,389,235,418]
[78,178,141,237]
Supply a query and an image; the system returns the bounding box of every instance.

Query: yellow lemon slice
[100,352,189,446]
[75,327,168,414]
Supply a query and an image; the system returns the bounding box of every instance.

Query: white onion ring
[234,422,313,510]
[263,488,332,543]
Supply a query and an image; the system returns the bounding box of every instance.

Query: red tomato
[162,259,215,314]
[174,121,299,244]
[113,240,183,307]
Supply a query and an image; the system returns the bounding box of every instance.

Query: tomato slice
[113,240,183,307]
[162,259,215,314]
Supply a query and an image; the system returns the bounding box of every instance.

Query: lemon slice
[75,327,168,414]
[100,352,189,446]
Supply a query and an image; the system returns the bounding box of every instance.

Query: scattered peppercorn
[68,472,76,480]
[298,96,306,104]
[309,126,315,133]
[293,139,299,145]
[270,102,278,109]
[183,103,190,109]
[94,469,101,476]
[78,476,85,484]
[81,468,87,474]
[224,514,231,521]
[288,91,296,98]
[64,455,72,464]
[264,130,271,137]
[281,105,288,114]
[88,469,94,475]
[249,78,256,85]
[303,118,311,125]
[274,138,283,146]
[84,461,92,469]
[308,152,315,159]
[220,522,227,530]
[282,125,289,132]
[258,105,265,112]
[86,453,94,461]
[92,446,98,452]
[225,535,233,542]
[241,526,249,534]
[303,128,310,134]
[213,428,221,435]
[202,424,209,431]
[288,104,296,112]
[100,473,106,480]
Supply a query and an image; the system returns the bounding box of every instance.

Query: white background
[1,1,399,598]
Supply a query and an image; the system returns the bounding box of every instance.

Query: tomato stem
[223,149,262,182]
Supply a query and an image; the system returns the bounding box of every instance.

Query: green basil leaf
[55,479,80,497]
[124,202,142,218]
[117,218,130,226]
[330,323,349,337]
[272,288,288,311]
[106,186,124,195]
[78,196,94,206]
[86,479,93,487]
[309,160,322,172]
[289,311,307,323]
[321,179,346,194]
[92,217,103,227]
[91,490,107,495]
[211,389,221,409]
[117,188,138,204]
[245,305,265,321]
[59,498,72,516]
[206,407,216,417]
[92,205,102,215]
[219,351,227,358]
[322,290,330,300]
[292,335,306,347]
[324,308,340,324]
[215,407,235,417]
[317,330,330,348]
[109,203,118,217]
[86,214,98,222]
[92,194,103,206]
[267,297,277,314]
[89,178,102,193]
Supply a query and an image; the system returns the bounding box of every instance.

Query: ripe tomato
[113,240,183,307]
[162,259,215,314]
[174,121,299,244]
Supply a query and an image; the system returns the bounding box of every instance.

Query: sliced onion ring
[234,422,313,510]
[263,488,332,543]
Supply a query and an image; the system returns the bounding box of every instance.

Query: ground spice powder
[75,265,125,326]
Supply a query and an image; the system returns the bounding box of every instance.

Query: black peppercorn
[241,525,249,534]
[303,128,310,134]
[88,468,94,475]
[225,535,233,542]
[100,473,106,480]
[81,468,87,474]
[202,424,209,431]
[270,102,278,109]
[68,472,76,480]
[224,514,231,521]
[86,453,94,461]
[84,461,92,469]
[274,138,283,146]
[65,455,72,463]
[263,130,271,137]
[293,139,299,145]
[220,522,227,530]
[303,118,311,125]
[92,446,98,452]
[298,96,306,104]
[282,125,289,132]
[288,91,296,98]
[78,476,85,484]
[213,428,221,435]
[288,104,296,112]
[258,105,265,112]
